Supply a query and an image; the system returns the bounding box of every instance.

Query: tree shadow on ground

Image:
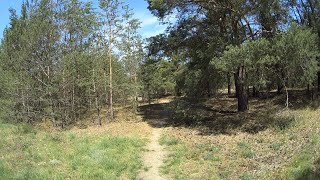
[138,103,170,128]
[138,90,319,135]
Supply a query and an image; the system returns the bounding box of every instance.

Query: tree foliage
[0,0,144,126]
[145,0,320,111]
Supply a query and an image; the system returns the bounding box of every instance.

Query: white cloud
[134,11,158,27]
[133,11,167,38]
[131,6,177,38]
[139,24,167,38]
[140,16,158,27]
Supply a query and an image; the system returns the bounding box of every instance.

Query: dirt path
[138,101,171,180]
[138,127,166,180]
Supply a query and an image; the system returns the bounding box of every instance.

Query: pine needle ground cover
[161,95,320,179]
[0,121,150,180]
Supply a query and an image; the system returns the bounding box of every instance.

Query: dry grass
[2,93,319,179]
[36,106,153,138]
[0,122,149,180]
[160,94,320,179]
[0,106,153,180]
[70,121,152,138]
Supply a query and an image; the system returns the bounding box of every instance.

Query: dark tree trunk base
[227,73,231,96]
[236,66,249,112]
[318,72,320,93]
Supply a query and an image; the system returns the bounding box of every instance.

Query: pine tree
[99,0,123,119]
[119,5,143,112]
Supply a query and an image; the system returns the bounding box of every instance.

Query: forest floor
[0,92,320,180]
[155,92,320,180]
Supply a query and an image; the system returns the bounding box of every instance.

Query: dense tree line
[0,0,143,127]
[0,0,319,128]
[144,0,320,111]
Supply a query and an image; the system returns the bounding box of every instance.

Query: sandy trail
[138,127,166,180]
[138,100,172,180]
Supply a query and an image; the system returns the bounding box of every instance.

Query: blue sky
[0,0,168,40]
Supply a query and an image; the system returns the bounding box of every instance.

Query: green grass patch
[276,133,320,180]
[271,110,299,132]
[285,153,320,180]
[270,143,282,151]
[159,135,179,146]
[238,141,255,159]
[219,168,233,179]
[310,133,320,145]
[240,172,253,180]
[0,160,12,179]
[0,121,146,180]
[160,133,219,179]
[161,143,189,180]
[196,143,220,161]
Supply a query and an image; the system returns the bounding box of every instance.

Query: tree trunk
[234,72,239,98]
[318,71,320,92]
[109,20,114,120]
[77,67,81,123]
[307,83,316,101]
[104,71,108,105]
[311,85,315,101]
[253,86,257,97]
[50,101,57,127]
[92,69,101,126]
[207,78,210,98]
[109,55,114,120]
[21,89,27,122]
[62,70,67,127]
[285,85,289,108]
[147,84,151,105]
[236,66,249,112]
[133,69,138,113]
[72,78,76,121]
[227,73,231,96]
[277,83,283,95]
